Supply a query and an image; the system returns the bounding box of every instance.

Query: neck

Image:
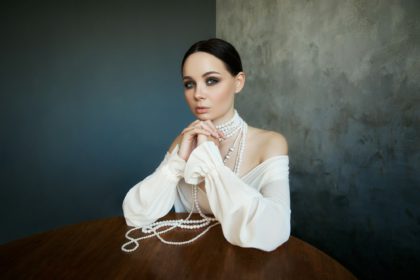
[212,108,236,126]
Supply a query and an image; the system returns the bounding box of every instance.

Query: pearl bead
[121,110,248,252]
[216,110,243,141]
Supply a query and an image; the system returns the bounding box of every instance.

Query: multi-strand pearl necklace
[216,110,243,140]
[217,110,248,175]
[121,110,248,252]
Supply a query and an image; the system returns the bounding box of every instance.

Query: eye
[183,81,194,89]
[206,77,219,86]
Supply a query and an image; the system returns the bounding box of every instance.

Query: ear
[234,72,246,94]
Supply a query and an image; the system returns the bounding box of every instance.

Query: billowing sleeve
[122,144,186,227]
[184,141,291,252]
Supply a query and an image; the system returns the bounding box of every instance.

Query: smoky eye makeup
[183,75,221,89]
[183,80,194,89]
[206,77,220,85]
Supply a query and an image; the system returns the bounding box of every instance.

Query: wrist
[177,151,188,161]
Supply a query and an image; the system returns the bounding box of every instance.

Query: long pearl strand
[122,186,219,252]
[121,110,248,252]
[222,126,242,164]
[234,122,247,175]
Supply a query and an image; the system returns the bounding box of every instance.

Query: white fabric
[123,141,291,252]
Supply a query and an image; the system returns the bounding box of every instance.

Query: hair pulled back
[181,38,243,76]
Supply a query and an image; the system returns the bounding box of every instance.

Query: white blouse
[123,141,291,252]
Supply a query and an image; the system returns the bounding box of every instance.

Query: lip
[195,107,209,114]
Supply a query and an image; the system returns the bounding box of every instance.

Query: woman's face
[182,52,244,124]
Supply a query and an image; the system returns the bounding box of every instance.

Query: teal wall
[217,0,419,279]
[0,0,215,243]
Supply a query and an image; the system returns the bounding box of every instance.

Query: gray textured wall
[217,0,419,279]
[0,0,215,244]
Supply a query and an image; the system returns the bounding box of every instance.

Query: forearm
[204,167,291,251]
[184,141,291,251]
[123,148,186,227]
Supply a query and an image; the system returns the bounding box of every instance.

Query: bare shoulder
[264,130,288,158]
[168,134,182,154]
[249,126,288,161]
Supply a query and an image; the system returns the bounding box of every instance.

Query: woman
[122,38,290,252]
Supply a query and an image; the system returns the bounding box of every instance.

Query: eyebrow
[183,71,221,80]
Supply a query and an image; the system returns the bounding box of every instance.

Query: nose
[193,83,206,100]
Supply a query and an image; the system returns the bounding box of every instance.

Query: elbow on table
[123,211,155,228]
[256,223,291,252]
[124,215,138,227]
[266,226,291,251]
[270,212,292,251]
[122,203,141,227]
[261,207,292,251]
[122,198,148,227]
[122,204,154,228]
[224,221,291,252]
[122,195,173,228]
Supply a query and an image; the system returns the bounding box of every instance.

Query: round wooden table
[0,213,356,279]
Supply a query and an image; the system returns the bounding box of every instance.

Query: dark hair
[181,38,243,76]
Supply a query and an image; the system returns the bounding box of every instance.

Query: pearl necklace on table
[121,110,248,252]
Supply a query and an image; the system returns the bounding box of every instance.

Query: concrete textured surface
[217,0,420,278]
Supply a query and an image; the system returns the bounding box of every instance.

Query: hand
[178,120,224,161]
[196,120,223,147]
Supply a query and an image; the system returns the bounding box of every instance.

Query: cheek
[212,87,234,103]
[184,91,193,104]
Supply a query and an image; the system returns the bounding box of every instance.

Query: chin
[193,112,212,121]
[197,115,212,121]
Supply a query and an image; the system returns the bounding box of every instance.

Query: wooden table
[0,213,356,279]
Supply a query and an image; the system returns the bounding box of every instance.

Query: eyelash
[184,77,220,89]
[206,77,219,86]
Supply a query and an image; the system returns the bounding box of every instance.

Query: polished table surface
[0,213,356,279]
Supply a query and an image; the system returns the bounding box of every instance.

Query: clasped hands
[177,119,225,161]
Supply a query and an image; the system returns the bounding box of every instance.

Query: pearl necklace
[222,126,241,164]
[121,111,248,252]
[216,109,243,140]
[122,186,220,252]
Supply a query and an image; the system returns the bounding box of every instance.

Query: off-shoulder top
[123,141,291,252]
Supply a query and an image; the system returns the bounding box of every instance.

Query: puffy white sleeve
[184,141,291,252]
[122,144,186,227]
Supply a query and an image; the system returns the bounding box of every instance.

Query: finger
[182,125,210,133]
[183,122,221,141]
[182,126,200,135]
[183,127,211,137]
[187,119,201,128]
[204,120,224,138]
[199,121,220,138]
[181,121,201,136]
[200,121,223,141]
[183,123,216,138]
